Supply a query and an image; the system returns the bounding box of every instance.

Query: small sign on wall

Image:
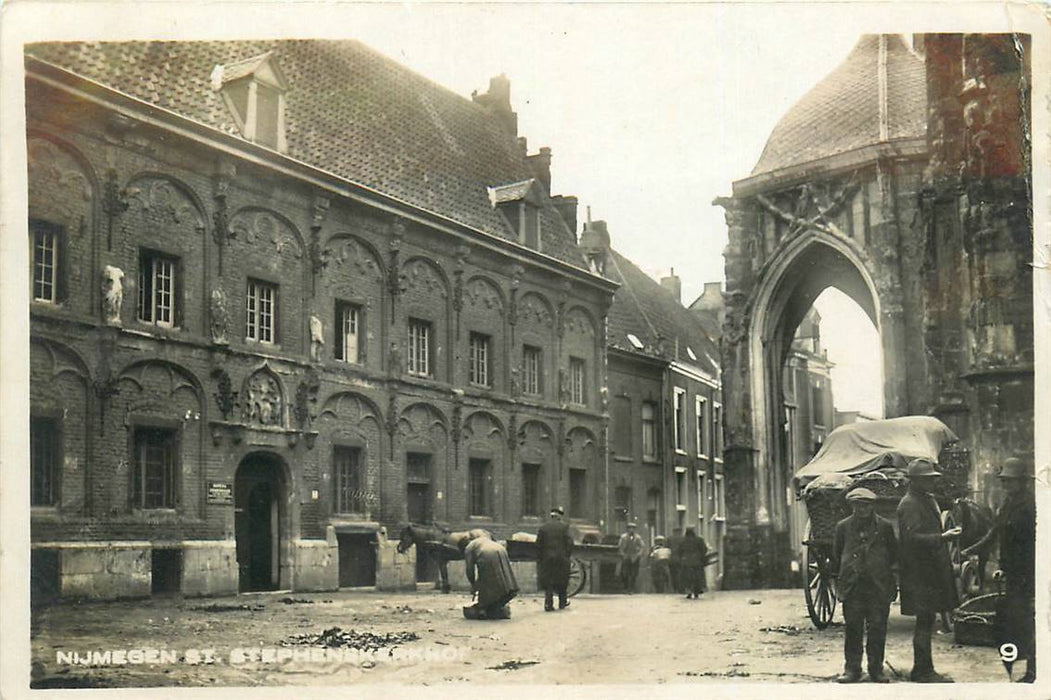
[207,481,234,505]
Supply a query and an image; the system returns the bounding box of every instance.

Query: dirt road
[31,588,1008,687]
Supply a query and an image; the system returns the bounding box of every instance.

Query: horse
[952,496,995,592]
[395,523,492,593]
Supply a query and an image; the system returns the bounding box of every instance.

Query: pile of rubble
[282,627,419,652]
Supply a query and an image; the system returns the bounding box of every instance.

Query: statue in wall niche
[101,265,124,325]
[309,315,325,362]
[244,372,282,426]
[388,341,402,376]
[210,288,229,345]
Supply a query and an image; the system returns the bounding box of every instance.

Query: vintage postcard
[1,2,1048,699]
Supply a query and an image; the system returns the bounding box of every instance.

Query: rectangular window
[246,278,277,343]
[713,403,724,459]
[673,388,687,453]
[569,357,586,405]
[614,486,631,525]
[522,345,542,396]
[641,401,657,459]
[138,251,177,327]
[407,318,431,377]
[569,468,587,519]
[811,380,826,427]
[714,473,726,521]
[697,470,709,525]
[675,467,687,508]
[696,396,709,458]
[133,427,176,509]
[521,463,541,517]
[469,333,491,387]
[468,459,492,517]
[334,446,364,514]
[30,416,59,506]
[32,225,58,303]
[335,303,361,363]
[406,452,432,523]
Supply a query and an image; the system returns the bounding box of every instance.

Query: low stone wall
[292,528,340,592]
[375,529,416,592]
[58,543,151,599]
[181,541,238,597]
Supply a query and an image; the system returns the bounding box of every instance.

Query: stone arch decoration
[240,363,286,427]
[519,292,555,328]
[231,207,305,260]
[118,359,204,413]
[27,133,95,233]
[316,391,383,434]
[564,426,598,465]
[30,337,92,390]
[397,402,448,447]
[399,257,449,299]
[462,410,505,444]
[321,233,385,282]
[463,276,505,315]
[125,173,207,231]
[564,306,597,338]
[516,418,554,462]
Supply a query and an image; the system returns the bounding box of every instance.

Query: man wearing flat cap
[833,487,897,683]
[897,458,962,683]
[618,521,645,594]
[963,457,1036,682]
[536,506,573,611]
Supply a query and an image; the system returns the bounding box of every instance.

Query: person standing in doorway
[536,506,573,611]
[963,457,1036,682]
[897,458,961,683]
[618,521,645,593]
[833,488,897,683]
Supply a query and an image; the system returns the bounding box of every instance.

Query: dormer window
[211,51,289,152]
[488,179,543,250]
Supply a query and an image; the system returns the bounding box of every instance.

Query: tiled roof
[606,248,719,376]
[751,34,926,176]
[26,40,588,270]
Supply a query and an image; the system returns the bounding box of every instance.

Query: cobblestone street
[31,588,1007,687]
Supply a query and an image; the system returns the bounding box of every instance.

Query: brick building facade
[25,41,616,599]
[592,222,725,589]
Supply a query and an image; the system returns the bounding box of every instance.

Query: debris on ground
[190,603,264,613]
[487,659,540,671]
[759,625,802,636]
[679,669,751,678]
[748,599,762,605]
[280,597,314,605]
[282,627,420,652]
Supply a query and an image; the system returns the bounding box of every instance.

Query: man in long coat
[896,458,961,683]
[963,457,1036,682]
[833,487,897,683]
[536,506,573,611]
[462,534,518,619]
[617,521,645,593]
[676,527,708,599]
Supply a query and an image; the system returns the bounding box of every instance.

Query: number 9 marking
[999,643,1018,663]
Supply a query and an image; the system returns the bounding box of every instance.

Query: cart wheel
[941,510,962,574]
[802,521,837,630]
[567,557,587,598]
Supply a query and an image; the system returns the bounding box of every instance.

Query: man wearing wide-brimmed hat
[896,458,962,683]
[963,457,1036,682]
[833,487,897,683]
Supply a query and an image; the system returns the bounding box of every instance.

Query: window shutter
[333,302,344,360]
[55,226,69,303]
[173,259,185,329]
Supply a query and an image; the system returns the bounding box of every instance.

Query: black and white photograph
[1,1,1048,697]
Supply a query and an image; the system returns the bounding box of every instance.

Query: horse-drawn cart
[504,535,622,597]
[793,416,971,629]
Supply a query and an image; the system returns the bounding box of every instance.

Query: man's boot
[544,591,554,612]
[837,668,862,684]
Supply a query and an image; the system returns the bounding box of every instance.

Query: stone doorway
[235,453,287,592]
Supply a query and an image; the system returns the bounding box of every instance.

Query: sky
[337,5,883,414]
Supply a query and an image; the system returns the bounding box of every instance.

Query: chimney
[472,74,518,137]
[579,219,610,275]
[527,146,553,193]
[660,268,682,304]
[550,194,578,235]
[910,33,926,58]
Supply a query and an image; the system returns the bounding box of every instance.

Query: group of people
[619,522,709,598]
[834,456,1036,684]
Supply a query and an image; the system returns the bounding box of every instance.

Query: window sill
[674,449,688,456]
[244,338,281,350]
[467,515,495,522]
[612,456,634,463]
[642,456,659,464]
[675,505,687,512]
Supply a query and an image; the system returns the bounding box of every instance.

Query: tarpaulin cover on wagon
[794,416,958,488]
